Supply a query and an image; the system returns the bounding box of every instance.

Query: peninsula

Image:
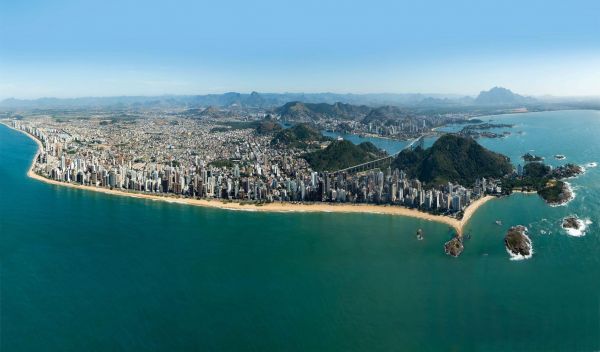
[3,120,499,236]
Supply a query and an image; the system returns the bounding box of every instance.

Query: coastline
[3,122,494,235]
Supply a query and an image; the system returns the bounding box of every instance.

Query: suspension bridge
[332,135,426,175]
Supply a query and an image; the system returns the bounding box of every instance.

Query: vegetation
[537,180,568,204]
[303,140,387,171]
[270,123,328,148]
[275,101,371,121]
[254,120,282,135]
[502,162,581,204]
[391,134,513,186]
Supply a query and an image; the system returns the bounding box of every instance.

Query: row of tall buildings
[14,120,502,217]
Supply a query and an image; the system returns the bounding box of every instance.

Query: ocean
[1,110,599,351]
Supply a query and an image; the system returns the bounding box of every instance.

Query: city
[6,110,505,221]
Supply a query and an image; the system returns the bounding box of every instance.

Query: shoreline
[3,122,494,235]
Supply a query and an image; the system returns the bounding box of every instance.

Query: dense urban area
[2,87,587,220]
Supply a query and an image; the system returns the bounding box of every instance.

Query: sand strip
[3,122,494,235]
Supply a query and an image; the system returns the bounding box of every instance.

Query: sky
[1,0,599,99]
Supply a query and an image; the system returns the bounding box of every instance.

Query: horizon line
[3,89,600,102]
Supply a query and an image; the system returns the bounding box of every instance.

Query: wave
[562,216,592,237]
[585,162,597,168]
[506,227,533,261]
[549,181,575,207]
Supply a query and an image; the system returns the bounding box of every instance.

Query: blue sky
[1,0,599,99]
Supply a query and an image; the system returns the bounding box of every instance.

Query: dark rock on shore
[505,226,532,258]
[444,237,464,257]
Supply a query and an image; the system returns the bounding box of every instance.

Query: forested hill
[392,134,513,186]
[270,124,329,148]
[303,140,387,171]
[275,101,371,121]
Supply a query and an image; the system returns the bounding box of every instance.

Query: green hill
[362,105,409,124]
[276,101,371,121]
[303,140,387,171]
[270,124,328,148]
[254,120,282,135]
[392,134,512,186]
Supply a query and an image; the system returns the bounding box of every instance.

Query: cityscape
[6,107,505,221]
[2,0,599,350]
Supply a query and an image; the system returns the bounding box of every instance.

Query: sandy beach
[5,122,494,235]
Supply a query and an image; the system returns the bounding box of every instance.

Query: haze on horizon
[1,0,599,100]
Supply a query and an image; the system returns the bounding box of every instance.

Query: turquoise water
[1,111,599,351]
[320,131,437,154]
[321,131,410,154]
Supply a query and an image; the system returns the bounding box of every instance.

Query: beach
[5,122,493,235]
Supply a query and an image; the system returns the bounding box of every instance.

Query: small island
[522,153,544,162]
[505,226,533,259]
[561,216,590,237]
[444,237,464,257]
[562,216,581,231]
[459,123,514,139]
[554,154,566,160]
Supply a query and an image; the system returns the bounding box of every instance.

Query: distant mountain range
[0,92,468,109]
[1,87,598,110]
[474,87,536,106]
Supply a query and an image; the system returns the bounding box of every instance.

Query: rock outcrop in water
[562,216,580,231]
[538,180,573,206]
[504,226,532,258]
[551,163,583,179]
[444,237,464,257]
[561,216,591,237]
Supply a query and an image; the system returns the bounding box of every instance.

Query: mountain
[362,105,409,124]
[275,101,371,121]
[391,134,513,186]
[270,124,328,148]
[474,87,536,106]
[254,120,282,135]
[303,140,387,171]
[0,92,479,110]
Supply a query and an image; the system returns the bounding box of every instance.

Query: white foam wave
[549,181,575,207]
[506,228,533,261]
[585,162,597,168]
[563,217,592,237]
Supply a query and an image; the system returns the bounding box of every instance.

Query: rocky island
[444,237,464,257]
[562,216,581,231]
[504,226,533,259]
[522,153,544,162]
[561,216,591,237]
[459,123,514,139]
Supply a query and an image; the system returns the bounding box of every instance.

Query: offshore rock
[505,225,533,259]
[444,237,464,257]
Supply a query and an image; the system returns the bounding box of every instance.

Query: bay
[1,110,599,351]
